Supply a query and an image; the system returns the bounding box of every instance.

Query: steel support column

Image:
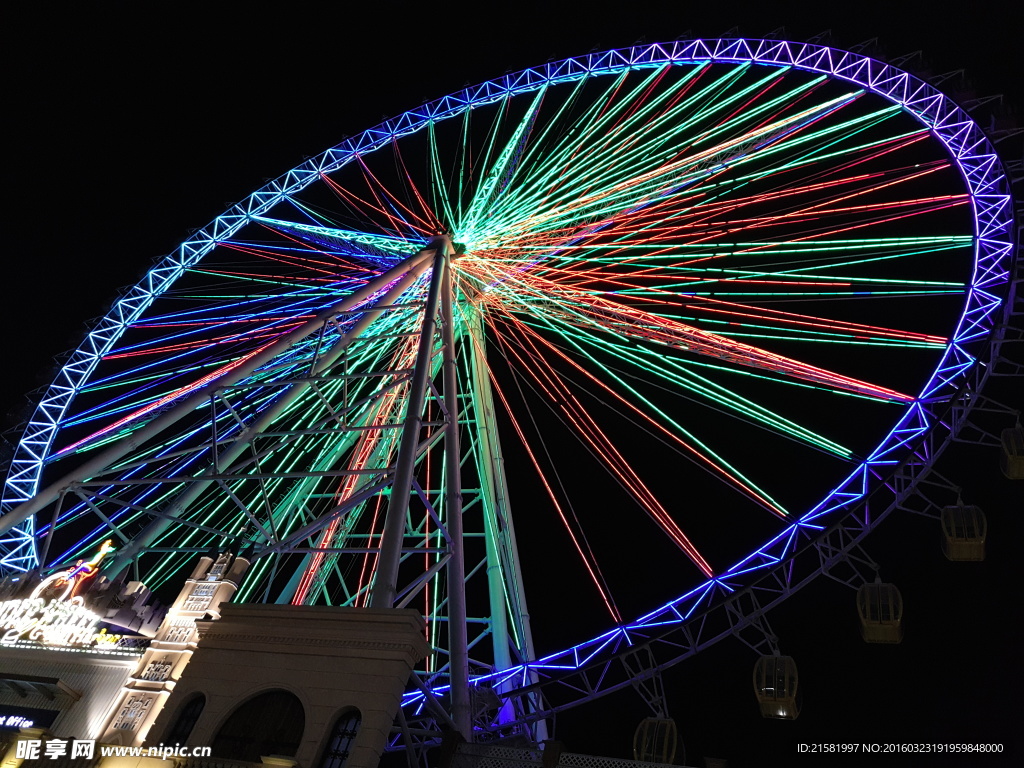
[103,254,435,576]
[371,236,452,608]
[464,304,545,740]
[440,250,471,739]
[0,245,437,543]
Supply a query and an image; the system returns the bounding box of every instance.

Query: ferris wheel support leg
[465,307,547,742]
[98,252,436,577]
[466,309,512,673]
[440,253,472,740]
[371,237,451,607]
[0,245,437,546]
[370,235,471,739]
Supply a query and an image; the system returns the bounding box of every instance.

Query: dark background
[3,3,1022,766]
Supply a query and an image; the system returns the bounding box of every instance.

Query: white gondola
[941,502,987,561]
[633,717,678,763]
[1000,425,1024,479]
[753,655,799,720]
[857,582,903,643]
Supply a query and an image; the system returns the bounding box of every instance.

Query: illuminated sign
[0,541,123,647]
[30,539,114,601]
[0,705,59,730]
[0,595,103,646]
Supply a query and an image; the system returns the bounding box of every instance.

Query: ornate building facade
[0,547,428,768]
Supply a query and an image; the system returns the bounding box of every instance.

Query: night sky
[4,3,1022,767]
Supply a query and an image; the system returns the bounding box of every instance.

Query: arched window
[318,709,362,768]
[165,693,206,745]
[211,690,305,762]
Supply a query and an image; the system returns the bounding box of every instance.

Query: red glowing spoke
[247,227,389,274]
[391,137,447,235]
[570,162,954,257]
[520,262,947,345]
[489,134,939,268]
[103,326,303,361]
[293,336,417,605]
[223,238,367,277]
[55,340,277,456]
[677,299,947,344]
[464,261,912,401]
[488,304,788,520]
[357,155,442,235]
[480,327,625,621]
[499,319,716,576]
[319,170,434,238]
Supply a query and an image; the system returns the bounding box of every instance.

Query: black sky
[3,3,1022,766]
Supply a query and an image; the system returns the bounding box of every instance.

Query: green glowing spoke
[495,308,790,516]
[525,309,853,457]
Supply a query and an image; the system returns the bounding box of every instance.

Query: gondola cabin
[633,717,678,763]
[857,582,903,643]
[1000,426,1024,479]
[941,503,987,561]
[753,655,799,720]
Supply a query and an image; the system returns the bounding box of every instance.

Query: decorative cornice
[194,632,423,653]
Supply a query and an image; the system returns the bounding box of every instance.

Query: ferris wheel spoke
[316,158,444,239]
[495,314,718,573]
[468,81,893,259]
[96,304,427,577]
[481,335,625,622]
[524,310,856,458]
[249,215,428,267]
[58,290,372,441]
[472,62,847,238]
[473,107,947,290]
[459,88,548,235]
[466,260,912,402]
[55,250,433,461]
[0,245,439,556]
[123,288,436,595]
[526,240,962,347]
[67,206,431,435]
[491,308,789,516]
[534,145,962,270]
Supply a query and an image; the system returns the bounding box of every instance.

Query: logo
[0,541,123,647]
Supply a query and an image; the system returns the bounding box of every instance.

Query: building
[0,545,429,768]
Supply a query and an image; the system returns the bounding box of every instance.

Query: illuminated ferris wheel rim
[0,38,1015,730]
[4,37,1011,551]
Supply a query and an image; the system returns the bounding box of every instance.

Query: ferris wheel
[1,38,1019,749]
